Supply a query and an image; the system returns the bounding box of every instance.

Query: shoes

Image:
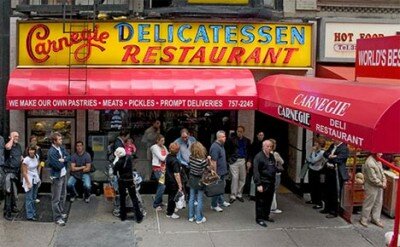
[313,205,323,209]
[371,220,384,228]
[70,197,75,202]
[319,209,329,214]
[229,198,236,204]
[305,200,314,204]
[196,217,207,224]
[237,197,244,202]
[120,217,126,221]
[155,206,163,211]
[84,197,90,203]
[221,201,231,207]
[211,206,223,212]
[166,213,180,219]
[249,196,255,201]
[265,217,275,223]
[27,217,38,221]
[326,214,338,219]
[4,213,13,221]
[55,219,66,226]
[256,220,267,227]
[271,209,282,214]
[11,207,19,213]
[188,217,194,222]
[35,199,40,203]
[136,217,143,224]
[61,213,68,219]
[359,220,368,228]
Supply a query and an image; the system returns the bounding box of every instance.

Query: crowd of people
[0,124,388,229]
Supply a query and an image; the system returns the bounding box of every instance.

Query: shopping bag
[103,183,116,202]
[204,179,225,197]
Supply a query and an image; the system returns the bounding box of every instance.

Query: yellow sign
[18,21,313,68]
[188,0,248,4]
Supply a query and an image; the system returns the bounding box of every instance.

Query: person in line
[247,131,265,200]
[209,130,230,212]
[109,130,130,161]
[226,126,251,204]
[3,131,23,221]
[48,132,70,226]
[269,139,284,214]
[253,140,277,227]
[22,146,41,221]
[188,142,209,224]
[151,134,169,210]
[360,153,386,228]
[165,142,183,219]
[305,138,326,210]
[321,140,349,218]
[113,147,143,223]
[67,141,92,203]
[24,135,44,203]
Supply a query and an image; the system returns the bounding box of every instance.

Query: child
[124,138,137,158]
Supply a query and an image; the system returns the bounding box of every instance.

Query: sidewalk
[0,192,393,247]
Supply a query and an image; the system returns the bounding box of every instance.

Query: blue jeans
[67,174,91,199]
[153,171,166,208]
[25,183,39,219]
[189,188,204,221]
[211,175,225,208]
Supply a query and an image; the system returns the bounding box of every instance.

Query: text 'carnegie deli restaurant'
[6,20,400,189]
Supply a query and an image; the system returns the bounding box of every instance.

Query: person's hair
[29,135,37,143]
[237,125,245,132]
[125,138,134,143]
[180,128,189,135]
[119,129,130,137]
[190,142,207,159]
[216,130,225,138]
[51,132,62,144]
[155,134,165,143]
[28,145,37,153]
[169,142,180,155]
[75,141,84,146]
[317,138,326,148]
[269,138,277,150]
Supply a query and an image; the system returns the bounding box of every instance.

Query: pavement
[0,191,394,247]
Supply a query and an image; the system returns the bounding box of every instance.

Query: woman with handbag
[150,134,169,210]
[306,138,326,209]
[188,142,209,224]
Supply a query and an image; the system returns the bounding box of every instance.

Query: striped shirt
[189,156,208,177]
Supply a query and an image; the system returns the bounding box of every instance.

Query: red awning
[257,74,400,153]
[7,68,257,110]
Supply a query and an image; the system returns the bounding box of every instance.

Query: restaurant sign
[18,21,313,68]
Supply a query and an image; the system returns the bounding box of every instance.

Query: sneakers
[196,217,207,224]
[35,199,40,203]
[70,197,76,202]
[166,213,180,219]
[271,209,282,214]
[55,219,66,226]
[85,197,90,203]
[155,206,163,211]
[221,201,231,207]
[371,220,384,228]
[211,206,223,212]
[237,197,244,202]
[188,217,194,222]
[61,214,68,219]
[359,220,368,228]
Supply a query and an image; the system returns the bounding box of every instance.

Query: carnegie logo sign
[277,105,311,126]
[293,93,351,117]
[18,21,312,68]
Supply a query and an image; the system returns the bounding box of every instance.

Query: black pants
[309,169,323,206]
[167,186,178,216]
[255,182,275,221]
[3,179,17,216]
[118,179,143,221]
[324,168,344,215]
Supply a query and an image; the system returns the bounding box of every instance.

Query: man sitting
[67,141,92,203]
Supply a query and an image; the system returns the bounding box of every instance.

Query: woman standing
[188,142,209,224]
[360,153,386,228]
[165,142,183,219]
[25,135,44,203]
[306,139,326,209]
[150,134,169,210]
[22,146,41,221]
[113,147,143,223]
[269,139,284,214]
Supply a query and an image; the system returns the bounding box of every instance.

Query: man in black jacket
[321,140,349,218]
[253,140,277,227]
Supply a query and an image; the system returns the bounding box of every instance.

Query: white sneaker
[35,199,40,203]
[166,213,180,219]
[61,214,68,219]
[196,217,207,224]
[221,201,231,207]
[211,206,223,212]
[188,217,194,222]
[271,209,282,214]
[55,219,66,226]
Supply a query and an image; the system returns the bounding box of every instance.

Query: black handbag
[204,179,225,197]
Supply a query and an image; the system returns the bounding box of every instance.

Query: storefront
[6,20,314,182]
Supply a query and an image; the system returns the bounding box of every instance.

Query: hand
[27,182,32,189]
[257,185,263,193]
[382,182,387,189]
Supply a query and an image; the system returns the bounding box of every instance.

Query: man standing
[48,132,70,226]
[209,130,230,212]
[321,140,349,218]
[226,126,251,203]
[247,131,265,200]
[253,140,277,227]
[3,131,23,220]
[109,130,130,162]
[67,141,92,203]
[175,128,196,168]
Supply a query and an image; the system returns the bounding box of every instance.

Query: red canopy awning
[7,68,257,110]
[257,74,400,153]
